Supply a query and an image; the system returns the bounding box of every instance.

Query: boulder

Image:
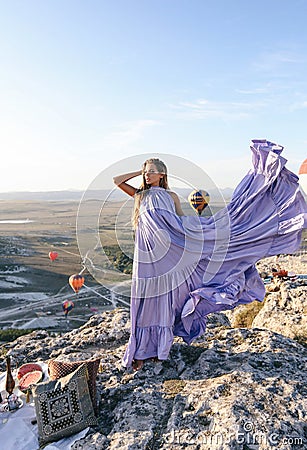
[252,283,307,344]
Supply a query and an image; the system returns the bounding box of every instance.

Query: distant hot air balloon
[298,158,307,194]
[69,274,85,294]
[299,159,307,175]
[62,300,74,317]
[48,251,58,262]
[188,190,210,215]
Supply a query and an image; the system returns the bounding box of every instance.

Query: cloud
[289,100,307,111]
[168,98,267,120]
[236,87,270,95]
[252,49,305,72]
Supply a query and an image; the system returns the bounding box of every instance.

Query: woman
[113,141,306,371]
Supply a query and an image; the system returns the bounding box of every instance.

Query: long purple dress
[122,140,307,368]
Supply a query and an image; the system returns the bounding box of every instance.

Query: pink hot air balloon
[48,251,58,262]
[299,159,307,175]
[298,158,307,194]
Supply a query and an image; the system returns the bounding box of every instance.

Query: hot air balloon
[188,189,210,215]
[62,300,74,317]
[298,158,307,195]
[299,159,307,175]
[48,251,58,262]
[69,274,85,294]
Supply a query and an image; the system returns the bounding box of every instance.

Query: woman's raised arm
[113,170,142,197]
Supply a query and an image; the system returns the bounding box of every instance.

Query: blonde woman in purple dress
[113,141,306,371]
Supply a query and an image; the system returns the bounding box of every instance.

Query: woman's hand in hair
[113,170,142,197]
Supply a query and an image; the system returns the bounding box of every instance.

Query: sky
[0,0,307,193]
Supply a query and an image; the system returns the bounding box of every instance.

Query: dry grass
[162,379,186,398]
[232,299,266,328]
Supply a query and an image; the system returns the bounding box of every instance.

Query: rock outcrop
[252,282,307,343]
[225,256,307,343]
[2,308,307,450]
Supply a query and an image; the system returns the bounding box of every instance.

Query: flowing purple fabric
[122,140,307,368]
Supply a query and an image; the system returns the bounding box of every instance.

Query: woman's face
[143,162,163,187]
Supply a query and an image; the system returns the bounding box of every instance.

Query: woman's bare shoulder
[166,190,184,216]
[167,190,179,199]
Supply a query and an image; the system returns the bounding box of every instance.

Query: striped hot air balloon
[62,300,74,317]
[69,274,84,294]
[188,189,210,215]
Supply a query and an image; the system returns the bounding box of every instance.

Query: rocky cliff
[2,303,307,450]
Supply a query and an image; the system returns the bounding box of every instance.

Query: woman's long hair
[132,158,169,229]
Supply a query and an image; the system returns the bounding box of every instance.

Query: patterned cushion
[48,358,100,414]
[32,364,97,447]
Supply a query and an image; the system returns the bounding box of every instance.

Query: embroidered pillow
[32,364,97,447]
[48,358,100,414]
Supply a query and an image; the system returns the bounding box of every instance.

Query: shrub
[0,328,34,342]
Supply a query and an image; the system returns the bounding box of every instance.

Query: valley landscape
[0,194,227,333]
[0,198,128,332]
[0,194,306,336]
